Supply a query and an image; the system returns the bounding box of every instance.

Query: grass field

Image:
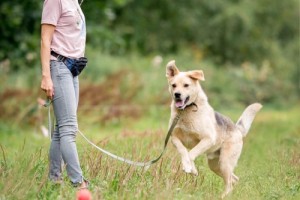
[0,104,299,200]
[0,49,299,199]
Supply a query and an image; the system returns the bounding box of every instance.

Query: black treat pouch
[64,57,88,77]
[51,51,88,77]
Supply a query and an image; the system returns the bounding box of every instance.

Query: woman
[40,0,88,188]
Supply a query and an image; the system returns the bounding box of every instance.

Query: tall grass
[0,105,299,199]
[0,50,299,199]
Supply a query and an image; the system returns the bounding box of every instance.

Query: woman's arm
[40,24,55,99]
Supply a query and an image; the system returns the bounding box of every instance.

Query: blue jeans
[49,60,83,184]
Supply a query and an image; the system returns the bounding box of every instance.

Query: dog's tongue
[176,100,184,108]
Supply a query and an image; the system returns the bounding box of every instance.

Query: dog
[166,60,262,198]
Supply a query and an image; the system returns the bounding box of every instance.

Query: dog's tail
[236,103,262,137]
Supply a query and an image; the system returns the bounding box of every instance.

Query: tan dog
[166,60,262,198]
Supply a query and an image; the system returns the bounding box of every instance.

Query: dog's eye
[172,84,176,88]
[184,84,189,88]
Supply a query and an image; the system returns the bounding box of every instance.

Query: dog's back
[214,111,236,132]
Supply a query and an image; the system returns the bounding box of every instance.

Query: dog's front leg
[171,136,197,175]
[189,137,215,162]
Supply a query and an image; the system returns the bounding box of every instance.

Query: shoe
[77,179,90,190]
[49,178,63,185]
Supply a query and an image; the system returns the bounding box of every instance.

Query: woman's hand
[41,75,54,99]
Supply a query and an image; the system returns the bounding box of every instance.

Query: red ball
[76,189,92,200]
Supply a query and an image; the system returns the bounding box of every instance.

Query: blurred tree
[0,0,42,70]
[0,0,298,105]
[110,0,298,65]
[0,0,298,72]
[82,0,132,54]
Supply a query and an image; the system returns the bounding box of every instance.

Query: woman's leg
[49,124,62,182]
[50,60,83,184]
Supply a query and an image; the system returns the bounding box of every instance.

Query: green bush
[0,0,298,106]
[0,0,42,70]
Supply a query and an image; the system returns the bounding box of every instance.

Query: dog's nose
[174,93,181,98]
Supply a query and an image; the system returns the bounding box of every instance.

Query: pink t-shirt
[41,0,86,59]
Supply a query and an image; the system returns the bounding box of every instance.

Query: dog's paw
[183,168,192,173]
[182,164,192,173]
[221,190,230,199]
[182,159,193,173]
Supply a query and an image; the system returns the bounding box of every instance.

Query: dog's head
[166,60,205,109]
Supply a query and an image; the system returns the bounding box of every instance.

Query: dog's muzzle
[174,93,190,109]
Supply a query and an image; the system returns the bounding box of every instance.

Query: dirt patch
[80,69,141,106]
[0,70,145,124]
[0,88,34,119]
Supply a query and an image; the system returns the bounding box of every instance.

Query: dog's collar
[186,102,197,108]
[182,102,198,112]
[185,93,199,111]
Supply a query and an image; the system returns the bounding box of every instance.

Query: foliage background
[0,0,299,106]
[0,0,299,199]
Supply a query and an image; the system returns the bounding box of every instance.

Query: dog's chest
[178,111,207,133]
[173,126,200,149]
[174,116,203,148]
[173,111,211,149]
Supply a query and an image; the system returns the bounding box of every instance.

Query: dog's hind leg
[216,156,235,199]
[207,156,222,177]
[219,141,243,198]
[208,156,239,185]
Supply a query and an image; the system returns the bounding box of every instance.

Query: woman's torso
[42,0,86,59]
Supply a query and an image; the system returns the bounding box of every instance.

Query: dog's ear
[166,60,180,78]
[187,70,205,81]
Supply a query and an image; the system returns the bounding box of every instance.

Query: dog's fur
[166,60,262,198]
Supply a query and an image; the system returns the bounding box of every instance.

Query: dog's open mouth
[175,96,190,109]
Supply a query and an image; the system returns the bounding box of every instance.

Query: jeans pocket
[57,62,72,78]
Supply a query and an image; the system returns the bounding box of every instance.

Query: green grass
[0,49,299,199]
[0,105,299,200]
